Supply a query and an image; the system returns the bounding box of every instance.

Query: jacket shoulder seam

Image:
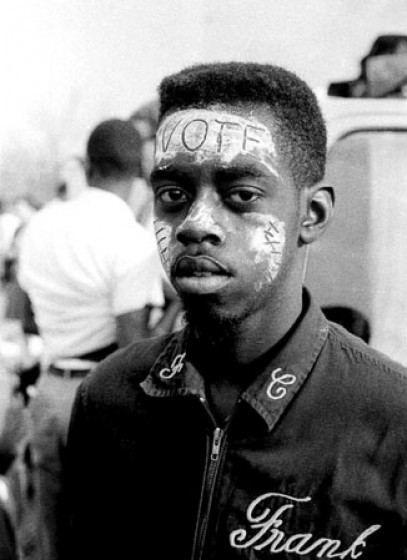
[327,323,407,379]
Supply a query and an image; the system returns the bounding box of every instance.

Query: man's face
[151,105,304,323]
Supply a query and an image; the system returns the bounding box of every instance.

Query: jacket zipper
[193,425,224,560]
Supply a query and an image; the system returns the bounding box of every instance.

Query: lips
[175,255,229,277]
[173,255,231,295]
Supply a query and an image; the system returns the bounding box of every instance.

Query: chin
[181,293,251,344]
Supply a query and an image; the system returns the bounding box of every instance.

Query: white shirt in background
[18,187,164,362]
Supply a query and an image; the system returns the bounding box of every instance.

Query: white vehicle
[306,96,407,366]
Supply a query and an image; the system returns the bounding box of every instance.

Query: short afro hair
[87,119,142,180]
[158,62,327,188]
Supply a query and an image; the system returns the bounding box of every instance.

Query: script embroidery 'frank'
[229,492,381,558]
[155,109,279,176]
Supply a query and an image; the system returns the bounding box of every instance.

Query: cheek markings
[247,214,286,292]
[264,220,284,264]
[154,220,174,275]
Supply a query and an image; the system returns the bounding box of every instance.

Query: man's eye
[226,189,261,204]
[157,188,188,204]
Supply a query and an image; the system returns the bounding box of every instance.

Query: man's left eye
[226,189,261,204]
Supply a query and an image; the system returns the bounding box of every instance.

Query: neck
[188,286,304,373]
[91,177,134,203]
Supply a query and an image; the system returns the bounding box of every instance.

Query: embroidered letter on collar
[266,368,296,400]
[230,492,381,558]
[159,352,186,380]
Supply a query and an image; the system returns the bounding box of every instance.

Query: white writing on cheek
[264,220,283,256]
[155,109,278,174]
[229,492,381,558]
[154,220,173,275]
[249,215,286,291]
[263,218,285,280]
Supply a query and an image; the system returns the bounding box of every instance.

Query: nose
[176,197,226,246]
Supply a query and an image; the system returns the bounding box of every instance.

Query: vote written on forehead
[155,110,278,172]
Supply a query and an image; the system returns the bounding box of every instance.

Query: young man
[66,63,407,559]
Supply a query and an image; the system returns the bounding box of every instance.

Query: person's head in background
[130,99,160,183]
[85,118,142,203]
[329,34,407,98]
[359,34,407,78]
[55,182,68,201]
[322,306,371,344]
[128,101,160,228]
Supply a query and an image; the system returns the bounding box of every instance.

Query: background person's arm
[111,219,165,346]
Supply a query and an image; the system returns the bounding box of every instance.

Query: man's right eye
[156,187,188,205]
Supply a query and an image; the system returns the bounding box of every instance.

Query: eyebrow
[215,161,279,181]
[150,166,188,185]
[150,159,281,185]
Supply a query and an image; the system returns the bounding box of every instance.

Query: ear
[300,184,335,245]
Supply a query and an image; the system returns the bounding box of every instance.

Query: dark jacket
[66,292,407,559]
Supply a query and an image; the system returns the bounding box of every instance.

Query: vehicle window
[305,130,407,365]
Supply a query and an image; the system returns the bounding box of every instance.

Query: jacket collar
[140,327,206,398]
[140,289,329,431]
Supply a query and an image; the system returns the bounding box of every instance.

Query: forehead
[154,107,281,176]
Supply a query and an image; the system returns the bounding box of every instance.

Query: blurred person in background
[0,201,23,286]
[0,200,42,560]
[17,118,165,560]
[328,34,407,98]
[0,377,26,560]
[129,98,160,229]
[0,383,39,560]
[54,182,68,202]
[130,99,159,180]
[322,305,371,344]
[0,465,18,560]
[1,195,41,345]
[2,223,39,339]
[0,498,18,560]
